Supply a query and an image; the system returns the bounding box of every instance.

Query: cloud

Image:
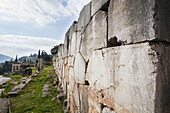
[0,34,63,58]
[0,0,90,26]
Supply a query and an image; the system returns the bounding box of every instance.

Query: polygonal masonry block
[86,42,170,113]
[69,22,78,56]
[63,29,70,58]
[74,53,86,84]
[108,0,170,44]
[91,0,109,16]
[79,85,89,113]
[70,32,77,56]
[80,10,107,62]
[77,2,91,34]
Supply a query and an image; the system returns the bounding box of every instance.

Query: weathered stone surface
[8,78,31,95]
[79,85,89,113]
[68,56,74,67]
[80,10,107,62]
[0,76,11,85]
[53,0,170,112]
[70,32,77,56]
[42,83,51,98]
[74,53,86,84]
[87,42,170,113]
[158,0,170,43]
[69,22,78,56]
[102,107,115,113]
[68,67,75,94]
[77,2,91,34]
[72,84,80,112]
[91,0,109,16]
[63,29,70,57]
[76,31,82,53]
[88,96,101,113]
[58,44,64,58]
[70,21,78,34]
[108,0,170,44]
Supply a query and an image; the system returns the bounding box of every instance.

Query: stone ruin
[12,62,32,76]
[53,0,170,113]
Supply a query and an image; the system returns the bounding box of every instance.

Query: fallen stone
[0,89,4,97]
[31,74,37,77]
[0,76,11,85]
[41,82,51,98]
[51,97,56,101]
[108,0,170,44]
[80,10,107,62]
[47,74,50,78]
[10,81,18,85]
[8,78,31,95]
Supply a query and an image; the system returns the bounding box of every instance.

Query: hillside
[0,54,12,63]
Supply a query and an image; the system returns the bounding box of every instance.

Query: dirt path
[0,98,8,113]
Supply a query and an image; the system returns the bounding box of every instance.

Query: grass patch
[10,66,64,113]
[31,67,38,75]
[10,75,23,79]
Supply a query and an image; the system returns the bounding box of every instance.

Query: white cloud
[0,35,63,58]
[0,0,90,26]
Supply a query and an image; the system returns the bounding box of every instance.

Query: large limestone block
[108,0,170,44]
[80,10,107,62]
[77,2,91,34]
[57,44,64,58]
[76,31,82,53]
[70,32,77,56]
[73,84,80,112]
[74,53,86,84]
[91,0,109,16]
[68,56,74,67]
[88,96,101,113]
[69,83,81,113]
[69,22,78,56]
[68,67,75,95]
[70,21,77,35]
[63,29,70,57]
[87,42,170,113]
[79,85,89,113]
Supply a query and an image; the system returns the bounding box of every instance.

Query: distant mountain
[0,54,12,63]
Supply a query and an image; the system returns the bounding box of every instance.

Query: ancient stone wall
[53,0,170,113]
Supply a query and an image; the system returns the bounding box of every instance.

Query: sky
[0,0,90,58]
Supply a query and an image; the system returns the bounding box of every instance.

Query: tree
[0,67,2,75]
[51,45,59,55]
[41,51,52,62]
[38,50,41,58]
